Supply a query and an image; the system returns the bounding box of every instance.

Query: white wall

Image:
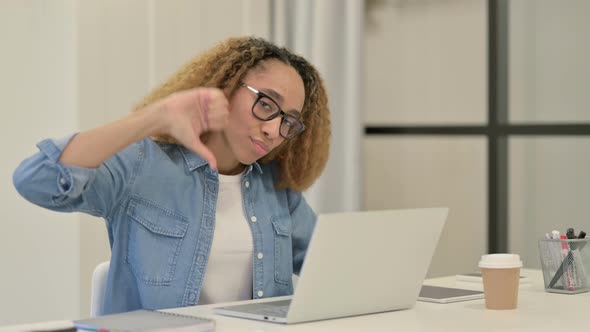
[1,0,80,325]
[1,0,269,325]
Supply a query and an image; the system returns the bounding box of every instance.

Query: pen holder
[538,238,590,294]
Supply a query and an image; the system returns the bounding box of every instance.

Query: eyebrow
[260,88,284,103]
[260,88,301,114]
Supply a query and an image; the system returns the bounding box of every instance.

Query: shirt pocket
[125,196,189,286]
[271,215,293,285]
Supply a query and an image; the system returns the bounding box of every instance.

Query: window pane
[364,0,487,125]
[364,137,487,277]
[509,0,590,123]
[509,137,590,268]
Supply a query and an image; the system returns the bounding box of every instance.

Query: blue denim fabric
[13,134,316,314]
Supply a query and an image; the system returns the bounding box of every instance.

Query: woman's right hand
[153,87,230,170]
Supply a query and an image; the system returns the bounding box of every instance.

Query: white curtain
[272,0,364,213]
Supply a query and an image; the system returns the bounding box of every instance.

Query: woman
[13,36,330,314]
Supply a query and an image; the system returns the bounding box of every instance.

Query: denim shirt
[13,134,316,314]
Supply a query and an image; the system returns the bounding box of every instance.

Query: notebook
[214,207,449,324]
[74,309,214,332]
[418,285,484,303]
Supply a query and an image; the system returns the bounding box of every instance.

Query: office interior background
[1,0,589,326]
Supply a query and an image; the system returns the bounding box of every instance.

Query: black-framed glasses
[240,83,305,139]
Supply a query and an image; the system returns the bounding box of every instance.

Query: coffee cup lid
[478,254,522,268]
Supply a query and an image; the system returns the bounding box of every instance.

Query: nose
[261,117,283,140]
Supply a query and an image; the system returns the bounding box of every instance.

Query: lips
[251,138,270,155]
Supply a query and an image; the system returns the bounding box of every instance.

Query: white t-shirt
[198,171,253,305]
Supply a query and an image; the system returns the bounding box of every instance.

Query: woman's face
[224,59,305,165]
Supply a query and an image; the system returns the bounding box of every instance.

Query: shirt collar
[178,145,263,174]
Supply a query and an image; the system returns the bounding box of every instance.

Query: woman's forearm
[58,87,228,169]
[58,106,163,168]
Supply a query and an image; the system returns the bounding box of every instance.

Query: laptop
[214,207,448,324]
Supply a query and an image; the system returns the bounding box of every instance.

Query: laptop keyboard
[223,299,292,318]
[251,304,290,317]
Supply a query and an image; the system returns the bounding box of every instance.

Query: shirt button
[188,291,197,302]
[257,290,264,298]
[257,252,263,260]
[245,181,250,188]
[250,216,257,223]
[59,178,66,185]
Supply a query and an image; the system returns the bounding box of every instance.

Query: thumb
[190,140,218,171]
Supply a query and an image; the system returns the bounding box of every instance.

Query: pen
[566,228,578,286]
[560,235,575,291]
[566,228,576,239]
[548,230,587,289]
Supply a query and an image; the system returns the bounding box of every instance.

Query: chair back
[90,261,110,317]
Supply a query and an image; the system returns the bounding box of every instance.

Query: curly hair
[133,36,331,192]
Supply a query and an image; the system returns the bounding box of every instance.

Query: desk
[164,269,589,331]
[3,269,588,332]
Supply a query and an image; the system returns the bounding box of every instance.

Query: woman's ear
[222,87,236,112]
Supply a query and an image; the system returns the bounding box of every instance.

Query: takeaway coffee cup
[478,254,523,309]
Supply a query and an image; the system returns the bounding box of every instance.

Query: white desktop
[163,269,589,331]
